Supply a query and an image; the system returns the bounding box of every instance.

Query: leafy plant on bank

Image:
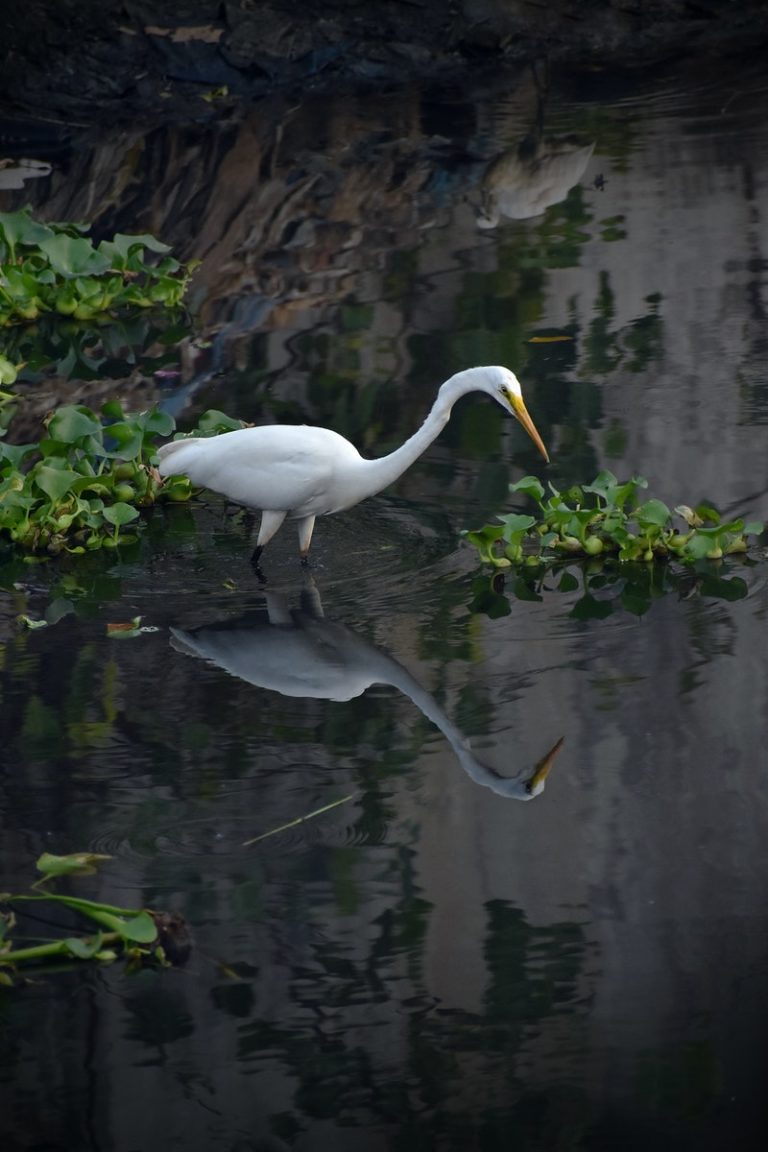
[0,852,190,985]
[0,207,195,328]
[463,472,764,570]
[0,399,244,556]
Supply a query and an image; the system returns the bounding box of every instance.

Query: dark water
[2,59,768,1151]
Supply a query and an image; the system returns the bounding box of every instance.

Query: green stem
[243,793,356,846]
[14,892,142,917]
[1,932,120,965]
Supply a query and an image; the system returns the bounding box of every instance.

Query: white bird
[156,365,549,563]
[170,582,563,800]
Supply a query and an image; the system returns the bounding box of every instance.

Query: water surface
[1,58,768,1151]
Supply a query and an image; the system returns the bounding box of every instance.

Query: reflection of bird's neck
[372,651,530,799]
[349,370,486,502]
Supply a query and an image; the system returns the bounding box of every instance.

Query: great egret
[157,365,548,562]
[170,582,562,799]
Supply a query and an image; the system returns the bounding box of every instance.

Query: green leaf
[138,408,175,437]
[106,910,157,943]
[695,504,721,525]
[36,852,112,880]
[37,233,112,278]
[582,471,618,501]
[101,399,125,421]
[497,513,536,542]
[47,405,102,444]
[194,409,245,436]
[681,534,718,560]
[509,475,545,502]
[0,441,36,468]
[102,502,139,527]
[63,934,105,959]
[103,422,143,460]
[33,463,80,501]
[0,208,53,258]
[103,233,172,261]
[744,520,764,536]
[635,498,671,527]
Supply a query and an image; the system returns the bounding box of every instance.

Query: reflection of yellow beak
[526,736,564,794]
[509,392,550,463]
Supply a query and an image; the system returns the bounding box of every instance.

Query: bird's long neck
[352,370,486,501]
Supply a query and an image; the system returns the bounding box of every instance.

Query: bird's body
[158,423,366,517]
[157,365,548,560]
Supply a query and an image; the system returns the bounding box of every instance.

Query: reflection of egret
[157,366,548,563]
[477,138,595,227]
[170,582,562,800]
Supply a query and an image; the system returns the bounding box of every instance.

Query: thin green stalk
[1,932,120,965]
[243,793,356,846]
[13,893,141,917]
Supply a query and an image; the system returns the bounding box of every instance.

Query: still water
[2,57,768,1151]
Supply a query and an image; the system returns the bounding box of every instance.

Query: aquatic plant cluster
[464,472,764,569]
[0,208,194,328]
[0,399,244,556]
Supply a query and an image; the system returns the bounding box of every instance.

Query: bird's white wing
[157,425,359,515]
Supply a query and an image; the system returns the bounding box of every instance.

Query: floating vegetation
[0,399,244,556]
[0,208,195,329]
[463,472,764,569]
[0,852,191,985]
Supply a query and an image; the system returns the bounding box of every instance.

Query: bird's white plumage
[157,366,548,557]
[158,424,362,518]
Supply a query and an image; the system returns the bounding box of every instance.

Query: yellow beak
[509,392,550,463]
[526,735,564,794]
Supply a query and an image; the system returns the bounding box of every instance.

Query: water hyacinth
[0,401,248,556]
[0,208,196,328]
[463,471,765,570]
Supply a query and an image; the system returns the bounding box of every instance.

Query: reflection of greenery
[485,899,585,1026]
[583,274,663,377]
[513,186,593,271]
[470,559,753,623]
[1,312,189,383]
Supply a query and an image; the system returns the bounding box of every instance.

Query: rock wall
[3,0,768,124]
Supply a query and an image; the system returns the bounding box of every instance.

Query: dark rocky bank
[3,0,768,126]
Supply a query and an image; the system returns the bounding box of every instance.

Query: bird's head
[482,366,550,463]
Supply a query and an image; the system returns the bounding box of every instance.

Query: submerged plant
[0,208,195,329]
[463,471,764,570]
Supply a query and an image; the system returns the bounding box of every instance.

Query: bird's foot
[250,546,267,583]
